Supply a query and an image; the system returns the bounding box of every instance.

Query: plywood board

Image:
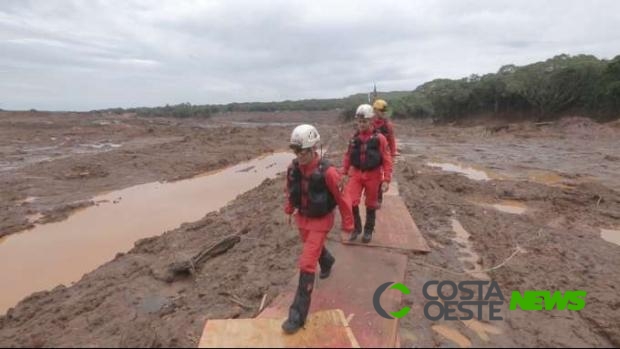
[259,243,407,348]
[343,196,430,252]
[199,309,359,348]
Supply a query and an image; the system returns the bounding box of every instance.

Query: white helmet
[355,104,374,119]
[290,124,321,149]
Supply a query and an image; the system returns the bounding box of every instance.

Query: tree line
[95,53,619,122]
[96,92,410,118]
[388,54,620,122]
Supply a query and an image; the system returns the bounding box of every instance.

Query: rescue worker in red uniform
[282,124,354,334]
[372,99,397,207]
[372,99,397,157]
[341,104,393,243]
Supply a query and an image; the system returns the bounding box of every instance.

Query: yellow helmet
[373,99,388,112]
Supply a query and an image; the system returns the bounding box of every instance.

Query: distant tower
[368,82,378,103]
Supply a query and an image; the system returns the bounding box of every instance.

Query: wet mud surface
[1,111,619,347]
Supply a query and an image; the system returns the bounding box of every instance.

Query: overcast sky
[1,0,619,111]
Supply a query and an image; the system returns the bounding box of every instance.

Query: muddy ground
[0,110,338,238]
[0,110,619,347]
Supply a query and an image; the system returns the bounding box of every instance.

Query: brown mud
[1,111,619,347]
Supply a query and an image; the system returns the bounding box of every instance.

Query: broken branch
[258,294,267,313]
[166,234,241,279]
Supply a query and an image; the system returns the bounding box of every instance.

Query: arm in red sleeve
[324,167,354,232]
[379,134,393,182]
[284,165,295,214]
[387,121,397,156]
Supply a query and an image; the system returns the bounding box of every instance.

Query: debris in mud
[237,166,255,173]
[58,164,109,180]
[469,198,528,215]
[604,155,619,161]
[601,228,620,246]
[78,142,122,150]
[18,197,37,205]
[26,213,43,224]
[426,162,491,181]
[490,202,527,214]
[152,234,241,283]
[485,124,510,134]
[38,200,95,224]
[218,291,253,309]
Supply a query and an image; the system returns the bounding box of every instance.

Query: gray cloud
[1,0,619,111]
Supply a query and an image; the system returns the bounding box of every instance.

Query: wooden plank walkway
[198,180,430,348]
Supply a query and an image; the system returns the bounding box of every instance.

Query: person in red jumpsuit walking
[341,104,393,243]
[372,99,397,207]
[372,99,397,157]
[282,124,354,334]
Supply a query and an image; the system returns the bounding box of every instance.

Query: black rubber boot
[362,207,376,243]
[282,271,315,334]
[349,206,362,241]
[318,247,335,279]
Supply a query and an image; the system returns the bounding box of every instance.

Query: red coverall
[372,117,397,156]
[284,153,354,273]
[342,129,393,209]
